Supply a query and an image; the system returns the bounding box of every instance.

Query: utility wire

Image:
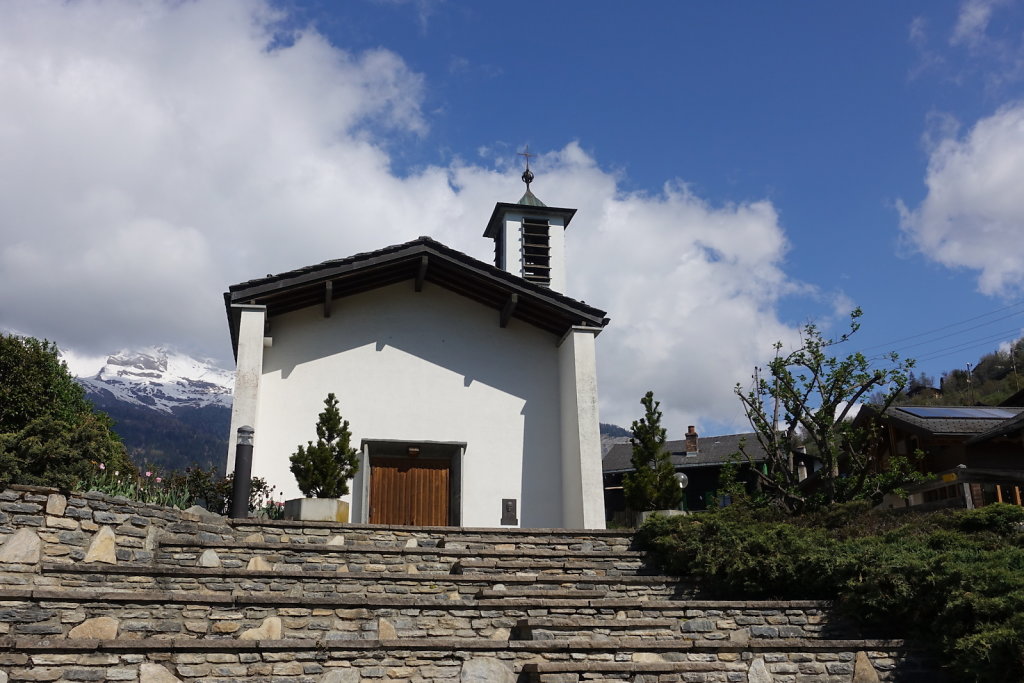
[858,300,1024,353]
[913,329,1024,364]
[888,324,1024,356]
[866,327,1021,364]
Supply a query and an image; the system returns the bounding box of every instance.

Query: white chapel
[224,169,609,529]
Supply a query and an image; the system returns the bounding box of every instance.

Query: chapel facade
[224,173,608,528]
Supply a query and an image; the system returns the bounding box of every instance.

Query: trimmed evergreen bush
[289,393,359,498]
[635,503,1024,682]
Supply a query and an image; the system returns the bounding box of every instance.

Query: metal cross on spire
[518,146,535,190]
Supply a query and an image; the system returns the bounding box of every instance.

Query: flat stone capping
[8,587,723,611]
[523,662,751,674]
[518,617,678,628]
[229,519,634,537]
[591,598,832,609]
[6,484,63,494]
[39,561,678,585]
[0,635,908,654]
[478,588,609,599]
[3,586,722,610]
[159,538,645,559]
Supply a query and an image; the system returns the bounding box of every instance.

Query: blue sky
[2,0,1024,436]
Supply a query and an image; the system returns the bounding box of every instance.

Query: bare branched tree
[735,309,918,512]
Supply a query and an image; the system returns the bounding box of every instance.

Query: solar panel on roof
[900,406,1018,419]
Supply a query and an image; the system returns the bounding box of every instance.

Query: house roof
[862,405,1024,438]
[517,189,546,207]
[968,409,1024,444]
[602,432,767,474]
[483,202,577,239]
[224,236,609,356]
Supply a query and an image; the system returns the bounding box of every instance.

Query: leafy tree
[0,334,132,490]
[622,391,683,512]
[0,335,91,432]
[735,309,919,512]
[289,393,359,498]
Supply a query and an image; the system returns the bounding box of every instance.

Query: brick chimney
[685,425,698,453]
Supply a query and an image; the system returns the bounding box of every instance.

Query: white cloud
[951,0,1006,49]
[899,103,1024,296]
[0,0,802,436]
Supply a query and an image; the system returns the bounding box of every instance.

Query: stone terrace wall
[0,485,936,682]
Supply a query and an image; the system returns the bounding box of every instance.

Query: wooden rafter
[500,293,518,328]
[415,255,428,292]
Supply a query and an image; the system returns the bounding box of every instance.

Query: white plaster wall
[252,282,565,527]
[226,306,266,474]
[557,328,605,529]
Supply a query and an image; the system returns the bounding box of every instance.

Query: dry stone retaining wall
[0,485,935,682]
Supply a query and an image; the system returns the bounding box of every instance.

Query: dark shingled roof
[224,236,608,356]
[874,405,1024,438]
[968,410,1024,444]
[603,432,767,474]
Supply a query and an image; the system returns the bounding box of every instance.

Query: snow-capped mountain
[76,347,233,413]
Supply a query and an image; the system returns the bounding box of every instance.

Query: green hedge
[635,503,1024,682]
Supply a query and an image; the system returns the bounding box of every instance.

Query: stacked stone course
[0,485,933,682]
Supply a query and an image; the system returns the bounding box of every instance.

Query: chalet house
[857,405,1024,511]
[224,180,609,529]
[602,426,768,522]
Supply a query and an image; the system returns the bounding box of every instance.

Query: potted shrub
[284,393,359,522]
[622,391,685,526]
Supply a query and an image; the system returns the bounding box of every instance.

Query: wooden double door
[368,456,451,526]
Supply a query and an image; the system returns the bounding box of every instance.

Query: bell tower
[483,150,576,294]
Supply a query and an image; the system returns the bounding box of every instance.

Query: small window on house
[521,217,551,287]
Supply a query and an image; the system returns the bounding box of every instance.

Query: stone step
[520,643,928,682]
[476,587,610,599]
[0,588,856,643]
[155,537,648,576]
[451,556,650,576]
[437,533,633,553]
[0,486,937,682]
[513,616,680,640]
[38,562,691,600]
[229,519,634,553]
[0,634,922,682]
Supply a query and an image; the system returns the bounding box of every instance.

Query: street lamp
[674,471,689,512]
[230,426,255,519]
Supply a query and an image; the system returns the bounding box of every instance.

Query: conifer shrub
[622,391,682,512]
[635,503,1024,682]
[289,393,359,498]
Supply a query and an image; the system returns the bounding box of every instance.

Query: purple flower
[155,477,162,484]
[99,463,106,470]
[145,471,152,477]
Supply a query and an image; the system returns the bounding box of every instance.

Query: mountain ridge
[73,347,233,473]
[76,347,233,413]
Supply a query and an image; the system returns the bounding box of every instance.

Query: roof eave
[483,202,577,239]
[224,238,607,356]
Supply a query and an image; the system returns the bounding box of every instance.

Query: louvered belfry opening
[521,217,551,287]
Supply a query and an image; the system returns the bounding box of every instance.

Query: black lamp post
[230,425,255,519]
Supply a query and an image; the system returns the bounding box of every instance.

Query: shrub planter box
[636,509,688,526]
[283,498,350,523]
